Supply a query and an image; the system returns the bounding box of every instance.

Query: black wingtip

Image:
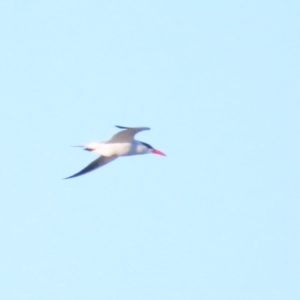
[63,173,80,180]
[115,125,151,131]
[115,125,127,129]
[63,175,77,180]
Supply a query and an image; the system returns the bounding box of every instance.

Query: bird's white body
[85,140,150,157]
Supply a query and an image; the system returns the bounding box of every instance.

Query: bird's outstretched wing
[108,125,150,143]
[64,156,117,179]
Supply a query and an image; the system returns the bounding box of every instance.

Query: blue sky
[1,1,299,299]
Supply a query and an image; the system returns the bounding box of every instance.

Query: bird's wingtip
[63,176,76,180]
[115,125,151,130]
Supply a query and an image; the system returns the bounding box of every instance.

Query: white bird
[65,125,166,179]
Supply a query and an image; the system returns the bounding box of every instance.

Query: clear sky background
[0,1,299,299]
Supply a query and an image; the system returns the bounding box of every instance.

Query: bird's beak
[151,149,166,156]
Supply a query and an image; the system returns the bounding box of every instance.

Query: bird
[64,125,166,179]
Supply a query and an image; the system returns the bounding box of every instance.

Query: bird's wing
[108,125,151,143]
[64,156,117,179]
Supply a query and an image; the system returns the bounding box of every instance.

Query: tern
[64,125,166,179]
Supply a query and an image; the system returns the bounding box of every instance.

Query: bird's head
[139,141,166,156]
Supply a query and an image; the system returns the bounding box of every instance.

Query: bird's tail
[71,145,93,152]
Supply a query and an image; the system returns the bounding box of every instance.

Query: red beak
[151,149,166,156]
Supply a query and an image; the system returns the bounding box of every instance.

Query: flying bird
[64,125,166,179]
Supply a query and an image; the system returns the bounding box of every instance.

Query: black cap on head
[140,141,153,149]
